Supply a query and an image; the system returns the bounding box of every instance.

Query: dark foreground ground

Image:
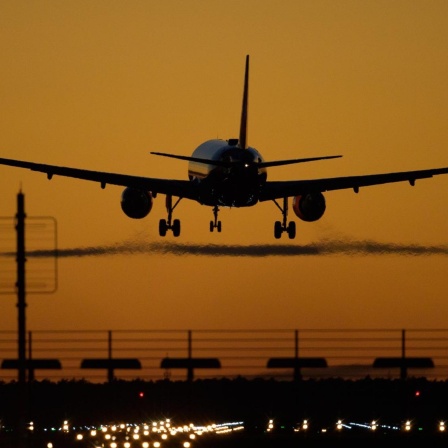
[4,431,448,448]
[2,376,448,446]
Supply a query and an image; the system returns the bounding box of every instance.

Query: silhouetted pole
[294,329,301,382]
[108,330,113,383]
[401,329,407,380]
[187,330,193,382]
[16,191,27,384]
[16,191,28,447]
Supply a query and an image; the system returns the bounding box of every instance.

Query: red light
[139,392,144,398]
[415,391,420,397]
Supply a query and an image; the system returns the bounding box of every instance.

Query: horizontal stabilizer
[151,151,342,169]
[258,154,342,168]
[151,151,230,167]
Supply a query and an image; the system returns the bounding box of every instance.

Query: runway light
[440,421,446,432]
[76,434,83,440]
[404,420,412,431]
[303,419,308,430]
[336,420,343,430]
[371,420,377,431]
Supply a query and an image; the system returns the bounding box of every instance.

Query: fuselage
[188,139,267,207]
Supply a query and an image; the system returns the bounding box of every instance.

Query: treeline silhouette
[1,376,448,428]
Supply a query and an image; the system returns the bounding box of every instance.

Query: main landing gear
[159,195,182,237]
[210,205,222,232]
[273,197,296,239]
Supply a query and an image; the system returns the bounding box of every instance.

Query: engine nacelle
[121,188,153,219]
[292,192,326,222]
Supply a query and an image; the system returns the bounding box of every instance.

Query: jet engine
[121,187,153,219]
[292,192,326,222]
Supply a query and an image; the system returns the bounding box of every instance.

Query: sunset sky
[1,0,448,333]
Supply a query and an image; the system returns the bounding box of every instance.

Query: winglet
[239,55,249,150]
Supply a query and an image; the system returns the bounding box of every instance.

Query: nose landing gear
[273,197,296,239]
[210,205,222,232]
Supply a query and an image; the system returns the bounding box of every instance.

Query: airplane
[1,55,448,239]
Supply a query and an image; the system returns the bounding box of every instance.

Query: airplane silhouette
[1,55,448,239]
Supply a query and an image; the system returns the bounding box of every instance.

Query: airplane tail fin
[239,55,249,150]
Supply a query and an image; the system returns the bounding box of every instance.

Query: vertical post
[15,191,28,447]
[108,330,113,383]
[187,330,193,382]
[16,191,27,384]
[293,329,301,382]
[400,329,407,380]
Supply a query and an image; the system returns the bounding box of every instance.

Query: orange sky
[1,0,448,333]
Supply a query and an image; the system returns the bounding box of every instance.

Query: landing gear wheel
[161,195,183,237]
[274,221,282,239]
[172,219,181,237]
[159,219,168,237]
[210,206,222,233]
[273,197,297,240]
[287,221,296,240]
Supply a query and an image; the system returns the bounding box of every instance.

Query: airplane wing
[2,156,448,204]
[0,157,198,200]
[260,167,448,201]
